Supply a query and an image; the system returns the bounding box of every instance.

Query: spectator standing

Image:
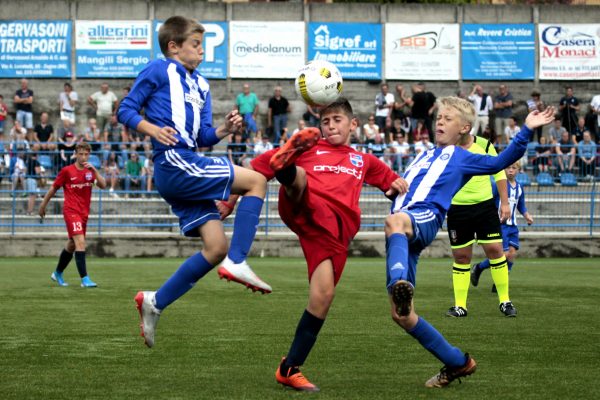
[87,83,118,132]
[527,90,546,142]
[14,79,34,142]
[555,130,576,173]
[59,82,78,124]
[407,82,436,141]
[578,131,596,179]
[391,84,410,122]
[33,112,56,152]
[235,83,259,135]
[0,94,8,137]
[494,84,513,145]
[590,92,600,138]
[25,152,42,215]
[468,84,493,136]
[374,83,395,133]
[267,86,290,144]
[559,86,580,135]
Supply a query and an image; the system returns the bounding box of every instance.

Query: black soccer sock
[274,165,297,186]
[284,309,325,370]
[74,251,88,278]
[56,249,73,273]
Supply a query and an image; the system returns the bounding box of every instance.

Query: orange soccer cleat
[269,127,321,172]
[275,358,320,392]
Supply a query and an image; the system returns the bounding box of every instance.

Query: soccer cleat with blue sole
[51,271,69,287]
[80,276,98,288]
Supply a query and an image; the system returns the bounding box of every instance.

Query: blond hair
[509,160,521,169]
[437,96,475,127]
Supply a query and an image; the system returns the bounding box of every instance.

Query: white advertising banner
[229,21,305,78]
[539,24,600,80]
[385,24,459,81]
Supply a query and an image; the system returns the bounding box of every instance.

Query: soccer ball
[294,60,343,107]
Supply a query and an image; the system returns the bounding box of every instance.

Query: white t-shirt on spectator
[90,91,118,116]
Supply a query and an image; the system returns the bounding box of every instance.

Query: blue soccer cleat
[50,271,69,287]
[80,276,98,288]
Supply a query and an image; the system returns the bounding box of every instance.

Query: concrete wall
[1,233,599,258]
[2,2,600,136]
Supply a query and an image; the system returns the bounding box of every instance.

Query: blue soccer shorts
[501,224,520,251]
[153,149,234,237]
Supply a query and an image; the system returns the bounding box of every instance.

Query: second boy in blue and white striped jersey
[118,16,270,348]
[384,96,554,388]
[471,161,533,288]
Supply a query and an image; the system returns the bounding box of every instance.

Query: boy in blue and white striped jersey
[384,96,554,388]
[118,16,270,348]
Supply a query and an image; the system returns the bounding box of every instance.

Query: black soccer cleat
[425,354,477,388]
[446,306,468,318]
[499,301,517,317]
[391,280,414,317]
[470,263,483,287]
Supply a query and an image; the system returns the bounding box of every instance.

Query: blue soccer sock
[386,233,409,291]
[154,252,213,310]
[408,317,467,368]
[228,196,263,263]
[507,260,514,272]
[478,258,491,270]
[285,309,325,367]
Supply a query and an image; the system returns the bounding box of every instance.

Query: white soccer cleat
[217,256,272,294]
[134,291,161,348]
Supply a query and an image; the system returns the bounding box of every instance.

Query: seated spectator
[57,131,77,170]
[533,136,552,174]
[303,104,321,127]
[25,152,42,215]
[292,119,306,136]
[363,114,379,145]
[253,131,274,156]
[57,119,77,142]
[83,118,102,152]
[105,151,121,197]
[578,131,597,179]
[9,121,30,153]
[573,116,587,144]
[143,155,154,193]
[0,94,8,138]
[548,117,567,144]
[414,135,434,155]
[411,119,429,143]
[389,132,411,173]
[367,131,386,160]
[125,125,145,154]
[124,152,146,197]
[33,112,56,152]
[11,152,26,194]
[390,117,410,142]
[555,130,576,173]
[227,131,248,167]
[504,116,520,144]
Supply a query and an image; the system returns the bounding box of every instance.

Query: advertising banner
[308,22,381,80]
[76,20,151,78]
[229,21,305,78]
[0,20,71,78]
[153,20,227,79]
[385,23,459,81]
[461,24,535,80]
[539,24,600,80]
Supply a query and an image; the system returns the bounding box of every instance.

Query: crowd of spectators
[2,79,600,206]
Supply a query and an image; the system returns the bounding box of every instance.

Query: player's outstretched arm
[39,186,58,219]
[524,106,555,130]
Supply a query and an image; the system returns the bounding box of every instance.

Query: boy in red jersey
[219,98,408,392]
[39,142,107,287]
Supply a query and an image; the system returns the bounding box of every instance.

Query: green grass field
[1,257,599,400]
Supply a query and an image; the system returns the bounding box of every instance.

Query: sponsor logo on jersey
[184,92,204,108]
[349,153,363,167]
[313,164,362,179]
[316,150,330,155]
[69,182,93,189]
[85,172,93,181]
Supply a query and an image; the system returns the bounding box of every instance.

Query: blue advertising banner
[75,20,152,78]
[461,24,535,80]
[308,22,381,80]
[153,20,227,79]
[0,20,71,78]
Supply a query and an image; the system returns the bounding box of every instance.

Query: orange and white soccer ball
[294,60,343,107]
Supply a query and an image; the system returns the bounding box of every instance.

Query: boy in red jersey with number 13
[39,142,107,287]
[220,98,408,392]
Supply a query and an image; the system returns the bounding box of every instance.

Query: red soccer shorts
[64,213,88,238]
[278,187,354,286]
